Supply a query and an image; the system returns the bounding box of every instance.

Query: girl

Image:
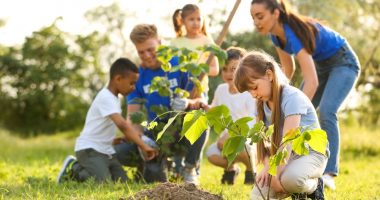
[171,4,219,77]
[234,51,328,199]
[204,47,257,185]
[250,0,360,190]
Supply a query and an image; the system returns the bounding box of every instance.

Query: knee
[280,171,306,194]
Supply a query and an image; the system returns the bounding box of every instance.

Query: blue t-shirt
[263,84,320,135]
[271,23,346,61]
[127,58,193,121]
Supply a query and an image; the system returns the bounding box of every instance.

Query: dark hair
[172,4,208,37]
[226,46,246,61]
[251,0,318,54]
[110,58,138,80]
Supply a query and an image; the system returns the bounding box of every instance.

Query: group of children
[57,1,361,199]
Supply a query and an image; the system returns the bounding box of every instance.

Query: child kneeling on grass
[57,58,157,183]
[204,47,257,185]
[234,50,328,200]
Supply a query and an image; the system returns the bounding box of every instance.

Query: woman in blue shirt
[250,0,360,190]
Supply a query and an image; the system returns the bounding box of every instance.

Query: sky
[0,0,254,46]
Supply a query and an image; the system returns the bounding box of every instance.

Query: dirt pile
[126,182,223,200]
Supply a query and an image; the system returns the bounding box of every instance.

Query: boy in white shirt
[57,58,157,183]
[204,47,257,185]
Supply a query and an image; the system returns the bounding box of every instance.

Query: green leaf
[129,111,146,124]
[222,136,246,165]
[156,113,181,141]
[181,110,208,144]
[292,133,309,156]
[268,155,277,176]
[206,105,231,135]
[307,129,328,156]
[282,127,301,144]
[161,62,172,72]
[248,128,262,143]
[265,124,274,137]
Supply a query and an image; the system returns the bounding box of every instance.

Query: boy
[57,58,157,183]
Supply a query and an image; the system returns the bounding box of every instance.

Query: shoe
[291,193,307,200]
[221,167,240,185]
[322,174,336,190]
[244,171,256,185]
[307,178,325,200]
[57,155,77,183]
[181,167,199,185]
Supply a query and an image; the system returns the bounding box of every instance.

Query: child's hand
[141,145,158,161]
[256,163,270,188]
[112,137,126,145]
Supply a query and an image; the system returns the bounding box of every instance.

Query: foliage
[0,22,109,134]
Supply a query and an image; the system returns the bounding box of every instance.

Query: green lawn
[0,126,379,199]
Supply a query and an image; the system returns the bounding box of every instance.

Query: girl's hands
[256,163,270,188]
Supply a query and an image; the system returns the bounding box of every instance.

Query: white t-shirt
[75,88,121,155]
[211,83,258,137]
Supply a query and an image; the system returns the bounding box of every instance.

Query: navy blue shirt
[127,57,193,121]
[271,23,346,61]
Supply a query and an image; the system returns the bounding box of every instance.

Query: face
[250,3,279,35]
[247,70,273,102]
[222,59,239,87]
[134,37,161,69]
[117,73,139,96]
[182,10,203,36]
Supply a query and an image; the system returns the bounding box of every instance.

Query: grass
[0,125,379,200]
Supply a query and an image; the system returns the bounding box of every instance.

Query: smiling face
[134,37,161,69]
[182,10,203,37]
[250,3,279,35]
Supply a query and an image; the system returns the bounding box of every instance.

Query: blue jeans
[313,43,360,176]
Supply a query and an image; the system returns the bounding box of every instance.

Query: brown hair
[251,0,319,54]
[130,24,158,44]
[172,4,208,37]
[234,50,287,163]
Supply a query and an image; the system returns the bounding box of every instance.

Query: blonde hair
[172,4,208,37]
[130,24,158,44]
[234,50,288,163]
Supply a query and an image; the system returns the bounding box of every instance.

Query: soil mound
[126,182,223,200]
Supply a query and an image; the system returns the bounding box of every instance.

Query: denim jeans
[313,43,360,176]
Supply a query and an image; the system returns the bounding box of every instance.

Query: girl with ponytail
[234,50,328,199]
[250,0,360,191]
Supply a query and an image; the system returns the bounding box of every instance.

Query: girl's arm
[295,49,319,100]
[208,56,219,76]
[276,47,295,79]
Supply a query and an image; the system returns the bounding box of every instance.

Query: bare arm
[208,56,219,76]
[295,49,319,100]
[276,47,295,79]
[109,113,157,160]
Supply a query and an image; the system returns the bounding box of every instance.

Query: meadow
[0,125,379,199]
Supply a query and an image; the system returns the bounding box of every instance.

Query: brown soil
[126,182,223,200]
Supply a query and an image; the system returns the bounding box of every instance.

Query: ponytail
[172,9,183,37]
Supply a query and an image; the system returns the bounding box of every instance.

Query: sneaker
[221,167,240,185]
[307,178,325,200]
[181,167,199,185]
[322,174,336,190]
[291,193,307,200]
[244,171,256,185]
[57,155,77,183]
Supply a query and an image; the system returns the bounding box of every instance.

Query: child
[234,51,328,199]
[57,58,157,183]
[171,4,219,77]
[250,0,360,190]
[204,47,257,185]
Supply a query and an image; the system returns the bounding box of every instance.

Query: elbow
[208,66,219,77]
